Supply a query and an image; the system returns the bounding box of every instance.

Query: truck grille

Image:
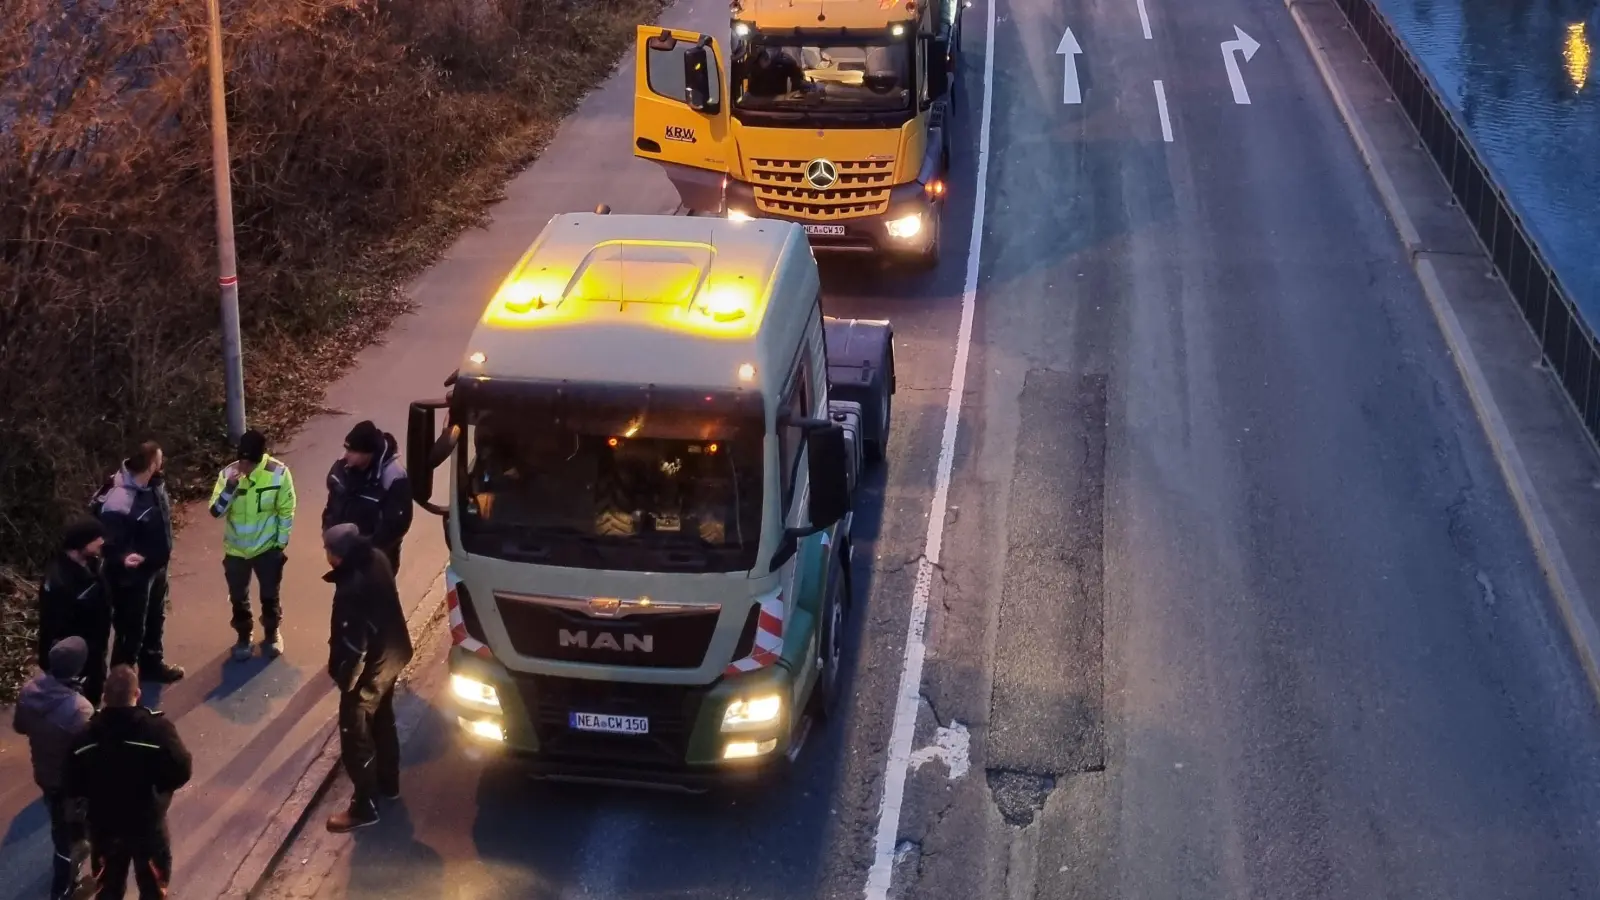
[748,157,894,220]
[514,674,706,768]
[493,594,718,669]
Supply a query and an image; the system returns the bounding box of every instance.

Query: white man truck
[406,210,896,787]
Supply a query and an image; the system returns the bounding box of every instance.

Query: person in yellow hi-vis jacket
[208,429,297,662]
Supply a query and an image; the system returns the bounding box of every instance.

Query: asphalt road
[260,0,1600,897]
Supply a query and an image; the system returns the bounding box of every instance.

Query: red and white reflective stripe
[446,568,492,660]
[725,589,784,675]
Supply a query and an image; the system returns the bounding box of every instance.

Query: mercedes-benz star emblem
[805,158,839,189]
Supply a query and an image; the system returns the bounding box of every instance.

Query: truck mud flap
[823,317,895,463]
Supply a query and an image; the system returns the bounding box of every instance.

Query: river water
[1374,0,1600,324]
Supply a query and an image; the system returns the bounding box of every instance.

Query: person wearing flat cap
[323,420,413,574]
[37,520,114,706]
[14,637,94,899]
[322,523,413,833]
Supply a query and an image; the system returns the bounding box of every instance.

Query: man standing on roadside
[98,441,184,684]
[38,521,115,707]
[322,420,413,572]
[14,637,94,900]
[322,524,413,833]
[208,429,297,662]
[65,665,192,900]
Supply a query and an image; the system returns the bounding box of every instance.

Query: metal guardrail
[1330,0,1600,447]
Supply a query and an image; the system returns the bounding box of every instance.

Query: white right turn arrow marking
[1220,25,1261,104]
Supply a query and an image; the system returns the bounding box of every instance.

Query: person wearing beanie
[322,419,413,574]
[209,428,297,662]
[321,523,413,833]
[14,636,94,899]
[37,519,114,706]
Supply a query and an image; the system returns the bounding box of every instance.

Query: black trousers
[222,551,284,641]
[338,673,401,810]
[90,829,170,900]
[109,567,168,668]
[44,790,86,900]
[76,634,111,709]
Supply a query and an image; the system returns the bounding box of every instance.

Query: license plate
[803,224,846,236]
[569,712,650,735]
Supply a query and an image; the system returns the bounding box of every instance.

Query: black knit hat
[62,519,105,551]
[344,420,384,455]
[239,429,267,464]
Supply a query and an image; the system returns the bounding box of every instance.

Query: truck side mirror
[928,39,950,99]
[805,424,851,529]
[684,43,720,113]
[407,400,452,516]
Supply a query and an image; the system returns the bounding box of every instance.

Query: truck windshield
[731,33,913,115]
[454,390,765,574]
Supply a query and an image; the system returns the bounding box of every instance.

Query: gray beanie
[322,523,365,559]
[48,636,89,680]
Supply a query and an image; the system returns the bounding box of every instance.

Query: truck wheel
[594,471,636,536]
[865,349,894,464]
[808,561,849,723]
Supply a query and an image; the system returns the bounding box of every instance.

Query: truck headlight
[458,716,505,743]
[722,693,783,731]
[724,738,778,759]
[451,674,500,712]
[886,213,923,239]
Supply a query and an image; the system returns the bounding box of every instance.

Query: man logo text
[560,629,654,653]
[665,126,696,143]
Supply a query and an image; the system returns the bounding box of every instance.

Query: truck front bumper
[447,647,799,791]
[722,179,941,259]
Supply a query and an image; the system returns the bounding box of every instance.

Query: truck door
[633,26,732,214]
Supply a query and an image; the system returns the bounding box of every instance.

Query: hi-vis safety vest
[208,455,297,558]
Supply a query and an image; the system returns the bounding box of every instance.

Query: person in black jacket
[64,665,192,899]
[38,521,114,707]
[322,420,413,573]
[322,523,414,833]
[98,441,184,683]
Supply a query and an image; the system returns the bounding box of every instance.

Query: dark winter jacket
[13,672,94,790]
[63,705,192,839]
[36,553,113,669]
[325,538,413,694]
[322,433,412,554]
[98,465,174,577]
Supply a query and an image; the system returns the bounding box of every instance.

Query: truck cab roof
[460,212,820,399]
[733,0,923,30]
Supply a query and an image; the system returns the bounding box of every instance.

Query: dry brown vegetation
[0,0,667,700]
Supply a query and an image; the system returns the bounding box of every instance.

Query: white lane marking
[1153,79,1174,142]
[909,721,973,779]
[1136,0,1152,39]
[1057,28,1084,105]
[1221,25,1261,104]
[862,0,994,893]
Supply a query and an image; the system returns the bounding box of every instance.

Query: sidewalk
[0,0,705,892]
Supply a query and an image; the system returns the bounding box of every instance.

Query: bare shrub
[0,0,667,699]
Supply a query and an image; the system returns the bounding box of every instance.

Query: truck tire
[808,554,851,723]
[865,348,894,465]
[594,471,636,536]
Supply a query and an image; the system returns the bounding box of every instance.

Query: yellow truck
[632,0,965,269]
[405,210,897,788]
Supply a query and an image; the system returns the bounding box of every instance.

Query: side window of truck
[647,37,724,107]
[778,356,813,518]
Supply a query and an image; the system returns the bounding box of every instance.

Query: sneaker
[230,641,253,662]
[326,805,379,834]
[262,633,284,659]
[139,661,185,684]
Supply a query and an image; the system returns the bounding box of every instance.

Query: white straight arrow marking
[1220,25,1260,104]
[1057,28,1084,105]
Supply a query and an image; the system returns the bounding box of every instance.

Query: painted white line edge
[862,0,995,894]
[1136,0,1153,39]
[1284,0,1600,701]
[1153,79,1174,142]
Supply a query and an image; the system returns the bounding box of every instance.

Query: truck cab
[406,212,896,788]
[632,0,965,268]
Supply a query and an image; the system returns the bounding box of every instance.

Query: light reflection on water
[1375,0,1600,323]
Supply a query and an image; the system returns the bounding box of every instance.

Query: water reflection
[1376,0,1600,324]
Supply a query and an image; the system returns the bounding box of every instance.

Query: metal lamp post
[205,0,247,442]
